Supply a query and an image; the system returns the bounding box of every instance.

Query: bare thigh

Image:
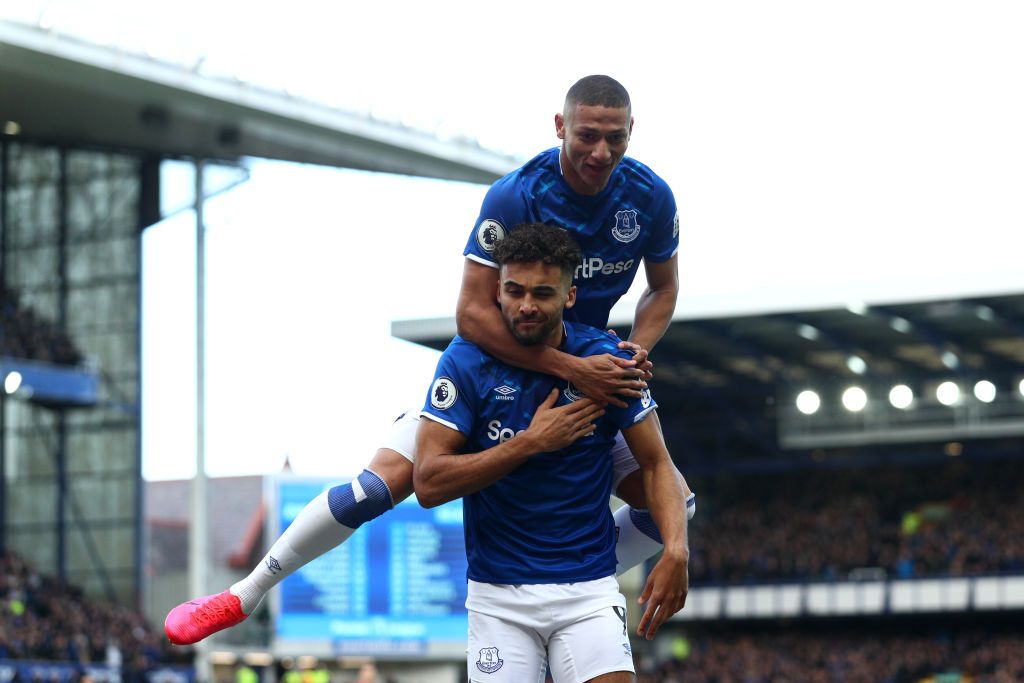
[586,673,634,683]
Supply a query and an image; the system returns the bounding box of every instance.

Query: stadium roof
[393,292,1024,389]
[393,292,1024,466]
[0,20,517,183]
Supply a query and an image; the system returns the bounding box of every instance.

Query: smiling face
[497,261,576,347]
[555,103,633,196]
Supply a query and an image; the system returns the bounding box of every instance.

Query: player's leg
[164,413,419,645]
[467,609,546,683]
[229,447,413,611]
[546,587,635,682]
[611,415,695,576]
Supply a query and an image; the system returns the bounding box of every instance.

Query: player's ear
[628,116,635,138]
[565,285,576,309]
[555,112,566,140]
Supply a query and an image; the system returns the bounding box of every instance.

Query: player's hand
[614,338,654,381]
[636,550,689,640]
[523,389,605,452]
[567,354,646,408]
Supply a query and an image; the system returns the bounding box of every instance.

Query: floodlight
[936,381,960,406]
[889,385,913,409]
[889,317,913,333]
[973,380,996,403]
[796,390,821,415]
[841,387,867,412]
[1019,378,1024,398]
[797,324,820,341]
[846,301,868,316]
[941,351,960,370]
[3,371,22,394]
[846,356,867,375]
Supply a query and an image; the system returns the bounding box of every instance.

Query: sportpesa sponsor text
[574,256,635,279]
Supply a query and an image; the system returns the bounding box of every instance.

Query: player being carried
[416,224,688,682]
[165,75,694,645]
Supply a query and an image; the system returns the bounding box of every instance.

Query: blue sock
[629,507,664,543]
[327,469,394,529]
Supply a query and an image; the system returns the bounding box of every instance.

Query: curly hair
[492,223,582,279]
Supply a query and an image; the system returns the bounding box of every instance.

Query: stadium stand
[629,441,1024,681]
[0,550,190,673]
[637,621,1024,682]
[687,455,1024,584]
[0,286,84,366]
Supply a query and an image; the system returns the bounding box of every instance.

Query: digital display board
[272,478,468,657]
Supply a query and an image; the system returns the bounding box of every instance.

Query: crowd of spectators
[687,458,1024,584]
[0,551,187,669]
[1,286,84,366]
[636,628,1024,683]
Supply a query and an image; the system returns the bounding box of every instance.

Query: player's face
[555,104,633,196]
[497,262,576,346]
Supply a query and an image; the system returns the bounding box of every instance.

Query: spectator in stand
[0,286,84,366]
[636,629,1024,682]
[0,550,186,667]
[687,458,1024,585]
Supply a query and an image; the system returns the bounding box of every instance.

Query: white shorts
[382,410,641,491]
[466,577,634,683]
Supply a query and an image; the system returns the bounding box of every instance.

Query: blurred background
[1,1,1024,681]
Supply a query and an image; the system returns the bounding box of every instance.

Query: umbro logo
[266,555,283,574]
[493,385,517,401]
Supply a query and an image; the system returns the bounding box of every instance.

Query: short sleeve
[643,179,679,263]
[581,333,659,429]
[463,177,531,268]
[420,343,481,435]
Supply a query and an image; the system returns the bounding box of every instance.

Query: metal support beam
[57,148,69,581]
[0,140,8,555]
[189,159,212,683]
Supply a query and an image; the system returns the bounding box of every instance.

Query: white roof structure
[0,20,517,183]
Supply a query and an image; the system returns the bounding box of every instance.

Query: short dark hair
[564,75,631,113]
[493,223,582,279]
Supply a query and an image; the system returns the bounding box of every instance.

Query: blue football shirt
[420,322,658,584]
[464,148,679,329]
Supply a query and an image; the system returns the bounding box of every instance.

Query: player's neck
[558,149,601,197]
[544,321,567,349]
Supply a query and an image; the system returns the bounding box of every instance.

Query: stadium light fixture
[975,305,996,322]
[941,351,960,370]
[797,324,820,341]
[1019,378,1024,398]
[936,381,960,406]
[796,390,821,415]
[974,380,996,403]
[3,121,21,136]
[889,384,913,409]
[3,371,22,394]
[846,301,868,316]
[889,316,913,333]
[841,387,867,412]
[846,355,867,375]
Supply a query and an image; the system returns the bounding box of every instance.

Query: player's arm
[621,412,689,640]
[456,259,645,408]
[414,389,604,508]
[627,254,679,355]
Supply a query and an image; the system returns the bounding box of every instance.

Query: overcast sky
[4,1,1023,479]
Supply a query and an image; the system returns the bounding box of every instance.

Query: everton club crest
[476,647,504,673]
[612,209,641,243]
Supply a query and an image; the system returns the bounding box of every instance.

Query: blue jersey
[420,322,658,584]
[464,148,679,329]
